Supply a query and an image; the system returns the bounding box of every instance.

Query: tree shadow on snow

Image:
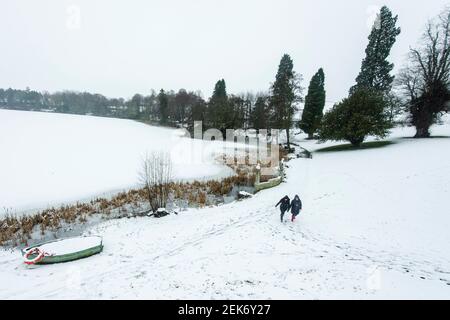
[314,140,395,153]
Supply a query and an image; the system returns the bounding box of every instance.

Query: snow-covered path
[1,125,450,299]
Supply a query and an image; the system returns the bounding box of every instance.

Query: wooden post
[255,163,261,185]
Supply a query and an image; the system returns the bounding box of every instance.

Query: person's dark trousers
[280,210,286,222]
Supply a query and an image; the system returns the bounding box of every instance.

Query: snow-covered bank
[1,122,449,299]
[0,110,236,214]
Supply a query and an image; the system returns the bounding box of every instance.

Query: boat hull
[22,236,103,265]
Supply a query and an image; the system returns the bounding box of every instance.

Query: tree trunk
[414,126,431,138]
[413,108,432,138]
[286,128,290,150]
[350,137,364,148]
[307,132,314,140]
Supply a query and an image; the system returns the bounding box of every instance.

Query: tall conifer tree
[300,68,326,139]
[350,6,401,95]
[270,54,299,149]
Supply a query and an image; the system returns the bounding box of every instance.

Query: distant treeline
[0,87,205,127]
[0,81,297,136]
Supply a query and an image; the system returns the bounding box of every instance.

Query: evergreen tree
[250,96,269,134]
[207,79,233,134]
[158,89,169,125]
[299,68,326,139]
[350,6,401,95]
[212,79,227,100]
[318,88,390,147]
[269,54,300,150]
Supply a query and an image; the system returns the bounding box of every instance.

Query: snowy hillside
[0,110,235,214]
[1,120,449,299]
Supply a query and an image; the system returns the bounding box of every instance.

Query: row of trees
[2,6,448,146]
[203,6,449,146]
[0,87,205,126]
[196,54,302,147]
[301,6,449,147]
[0,88,115,116]
[0,55,305,149]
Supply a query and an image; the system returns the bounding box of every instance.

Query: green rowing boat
[22,236,103,265]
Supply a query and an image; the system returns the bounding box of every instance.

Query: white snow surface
[0,109,237,213]
[36,236,102,256]
[0,115,449,299]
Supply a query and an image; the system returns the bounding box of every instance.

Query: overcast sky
[1,0,448,103]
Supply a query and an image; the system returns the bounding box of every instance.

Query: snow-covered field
[0,109,235,214]
[1,118,449,299]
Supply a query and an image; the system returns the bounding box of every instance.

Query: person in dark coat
[275,195,291,222]
[290,195,302,222]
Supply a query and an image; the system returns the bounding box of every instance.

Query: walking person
[275,195,291,222]
[290,195,302,222]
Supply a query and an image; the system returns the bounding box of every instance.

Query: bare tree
[385,92,404,125]
[139,152,173,212]
[397,7,450,137]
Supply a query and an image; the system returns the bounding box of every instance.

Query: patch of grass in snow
[399,135,450,139]
[315,140,394,153]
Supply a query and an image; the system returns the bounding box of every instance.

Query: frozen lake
[0,109,234,213]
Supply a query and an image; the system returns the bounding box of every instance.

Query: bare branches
[407,8,450,88]
[139,152,173,212]
[396,7,450,137]
[396,66,420,101]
